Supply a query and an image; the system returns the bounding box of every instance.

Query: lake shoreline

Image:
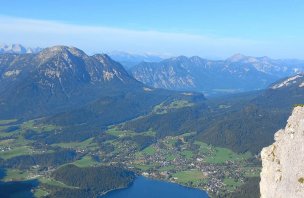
[101,176,209,198]
[99,177,136,197]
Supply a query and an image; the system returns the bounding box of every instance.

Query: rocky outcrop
[260,106,304,198]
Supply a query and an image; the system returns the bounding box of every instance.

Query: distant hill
[131,54,304,96]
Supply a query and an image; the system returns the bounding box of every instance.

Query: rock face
[260,106,304,198]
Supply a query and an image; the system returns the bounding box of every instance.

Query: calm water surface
[102,176,209,198]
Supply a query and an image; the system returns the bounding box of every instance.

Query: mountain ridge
[0,45,144,119]
[131,55,304,95]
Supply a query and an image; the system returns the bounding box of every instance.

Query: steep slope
[131,55,304,95]
[196,73,304,153]
[0,46,142,119]
[121,74,304,153]
[38,90,205,145]
[260,106,304,198]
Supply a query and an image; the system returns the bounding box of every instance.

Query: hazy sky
[1,0,304,59]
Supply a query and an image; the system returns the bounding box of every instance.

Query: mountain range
[1,45,303,153]
[0,45,203,122]
[2,44,304,97]
[0,43,42,54]
[131,54,304,96]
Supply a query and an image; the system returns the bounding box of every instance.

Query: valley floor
[0,119,261,197]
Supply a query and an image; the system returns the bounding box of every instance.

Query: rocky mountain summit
[260,106,304,198]
[0,45,141,119]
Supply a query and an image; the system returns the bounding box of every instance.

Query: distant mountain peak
[0,45,141,118]
[35,46,90,69]
[226,53,248,62]
[38,45,86,58]
[170,55,189,61]
[0,43,42,54]
[259,56,271,61]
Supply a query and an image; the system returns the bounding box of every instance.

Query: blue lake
[102,176,209,198]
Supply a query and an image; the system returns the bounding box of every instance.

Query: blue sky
[1,0,304,58]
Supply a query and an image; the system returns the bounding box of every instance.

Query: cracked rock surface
[260,106,304,198]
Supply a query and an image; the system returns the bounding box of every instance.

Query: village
[100,134,261,196]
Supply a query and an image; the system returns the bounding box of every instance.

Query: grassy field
[106,127,137,137]
[194,141,212,154]
[106,127,155,138]
[0,146,33,160]
[72,155,98,167]
[181,150,193,159]
[21,120,57,133]
[159,165,175,171]
[173,170,206,183]
[39,177,76,189]
[2,169,29,181]
[206,147,251,164]
[142,146,156,155]
[0,119,18,125]
[193,140,253,164]
[165,154,176,161]
[52,138,98,150]
[0,120,63,165]
[167,138,177,146]
[153,100,194,114]
[0,138,15,146]
[223,178,242,191]
[34,188,49,198]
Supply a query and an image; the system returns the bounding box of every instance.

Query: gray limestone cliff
[260,106,304,198]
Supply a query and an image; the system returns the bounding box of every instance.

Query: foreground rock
[260,106,304,198]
